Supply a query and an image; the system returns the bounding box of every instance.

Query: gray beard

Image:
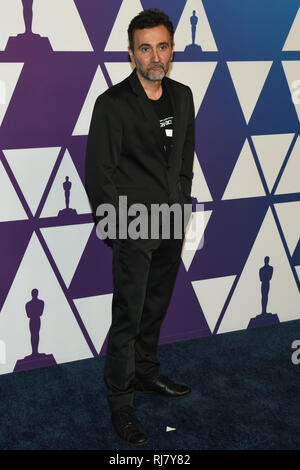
[135,60,170,82]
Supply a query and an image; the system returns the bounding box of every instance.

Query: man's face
[128,24,174,82]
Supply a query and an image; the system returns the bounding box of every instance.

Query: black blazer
[85,67,195,226]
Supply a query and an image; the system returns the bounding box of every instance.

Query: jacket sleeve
[85,93,122,224]
[179,86,195,202]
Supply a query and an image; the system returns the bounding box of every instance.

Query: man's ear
[128,47,134,63]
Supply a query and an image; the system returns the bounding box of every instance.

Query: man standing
[85,8,195,446]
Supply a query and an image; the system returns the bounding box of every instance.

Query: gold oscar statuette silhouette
[5,0,52,54]
[13,289,57,372]
[247,257,279,329]
[184,10,202,56]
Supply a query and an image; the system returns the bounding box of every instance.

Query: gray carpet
[0,319,299,450]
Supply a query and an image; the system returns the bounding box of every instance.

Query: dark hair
[127,8,174,52]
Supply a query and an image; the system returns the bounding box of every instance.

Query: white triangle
[252,133,294,192]
[3,147,60,216]
[0,0,24,50]
[41,223,94,288]
[0,159,27,222]
[0,232,92,375]
[282,61,300,121]
[73,66,109,136]
[227,61,272,124]
[218,208,300,334]
[0,79,5,104]
[74,294,113,355]
[40,149,92,218]
[32,0,93,51]
[275,135,300,195]
[222,139,265,200]
[166,426,176,432]
[104,0,143,51]
[191,151,213,203]
[192,275,236,333]
[105,62,134,86]
[282,7,300,51]
[174,0,218,51]
[274,201,300,257]
[0,63,24,126]
[181,210,212,271]
[167,61,217,116]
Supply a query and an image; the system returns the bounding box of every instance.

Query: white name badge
[165,129,173,137]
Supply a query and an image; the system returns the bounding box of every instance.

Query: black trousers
[103,217,185,412]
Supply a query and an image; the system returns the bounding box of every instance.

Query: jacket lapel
[128,68,179,166]
[128,68,163,147]
[163,75,180,166]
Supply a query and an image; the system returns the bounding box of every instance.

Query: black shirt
[148,81,174,159]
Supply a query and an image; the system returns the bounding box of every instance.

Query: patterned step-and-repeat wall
[0,0,299,375]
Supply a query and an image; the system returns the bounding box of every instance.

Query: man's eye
[142,47,149,52]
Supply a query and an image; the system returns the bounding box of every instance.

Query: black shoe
[134,374,192,398]
[111,405,148,446]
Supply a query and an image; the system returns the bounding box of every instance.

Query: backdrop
[0,0,299,374]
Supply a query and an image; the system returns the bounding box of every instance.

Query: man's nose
[151,48,160,62]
